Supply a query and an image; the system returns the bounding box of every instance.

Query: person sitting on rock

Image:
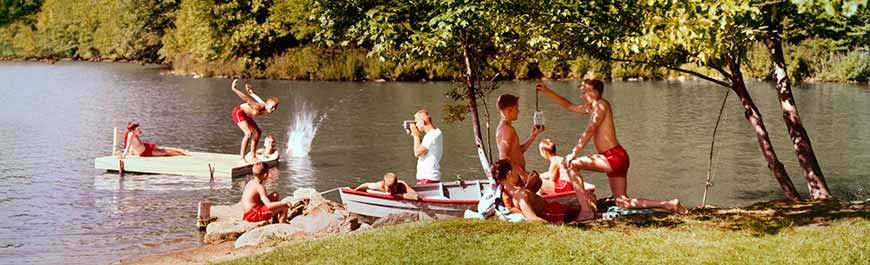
[353,172,419,200]
[256,134,280,160]
[241,162,291,223]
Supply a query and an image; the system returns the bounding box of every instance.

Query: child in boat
[353,172,420,200]
[537,138,570,195]
[231,79,279,164]
[240,162,291,223]
[121,122,188,158]
[491,159,564,223]
[256,134,280,160]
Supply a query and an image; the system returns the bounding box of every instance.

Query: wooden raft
[94,152,278,178]
[94,128,278,178]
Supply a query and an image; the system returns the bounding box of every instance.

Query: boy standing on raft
[231,79,279,164]
[536,80,688,222]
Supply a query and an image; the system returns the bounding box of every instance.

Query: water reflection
[285,156,317,189]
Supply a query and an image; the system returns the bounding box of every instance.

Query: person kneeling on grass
[241,162,291,223]
[353,172,420,200]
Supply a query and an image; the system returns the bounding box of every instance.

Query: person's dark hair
[490,159,513,181]
[252,162,269,177]
[497,94,519,110]
[583,79,604,95]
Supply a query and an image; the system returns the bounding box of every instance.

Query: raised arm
[411,126,429,158]
[519,127,543,153]
[231,79,264,108]
[245,83,266,104]
[535,83,590,114]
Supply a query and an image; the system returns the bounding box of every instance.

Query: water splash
[285,102,327,157]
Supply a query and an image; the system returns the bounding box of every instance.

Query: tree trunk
[462,41,489,163]
[764,20,832,200]
[727,58,801,201]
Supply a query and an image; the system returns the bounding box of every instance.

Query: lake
[0,61,867,264]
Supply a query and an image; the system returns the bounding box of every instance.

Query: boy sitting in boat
[231,79,279,164]
[491,159,563,223]
[256,134,280,160]
[537,138,569,195]
[241,162,292,223]
[121,122,188,158]
[353,172,420,200]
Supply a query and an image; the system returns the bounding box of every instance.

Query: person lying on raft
[241,162,292,223]
[256,134,280,160]
[353,172,419,200]
[231,79,279,164]
[536,80,688,222]
[492,159,566,223]
[120,122,188,158]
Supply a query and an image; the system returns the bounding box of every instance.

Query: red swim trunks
[140,143,156,157]
[243,204,273,222]
[232,105,252,124]
[601,145,630,178]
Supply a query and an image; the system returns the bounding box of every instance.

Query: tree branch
[610,57,732,87]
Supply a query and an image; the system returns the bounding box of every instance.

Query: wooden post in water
[112,127,119,156]
[197,199,212,230]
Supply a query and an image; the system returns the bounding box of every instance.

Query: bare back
[240,179,266,211]
[125,133,145,155]
[496,121,526,170]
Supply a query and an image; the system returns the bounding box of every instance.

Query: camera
[403,120,416,133]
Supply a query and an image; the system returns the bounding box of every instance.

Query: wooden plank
[94,152,278,178]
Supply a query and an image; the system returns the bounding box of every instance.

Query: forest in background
[0,0,868,82]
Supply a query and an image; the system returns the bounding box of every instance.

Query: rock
[372,213,419,228]
[356,223,372,231]
[203,220,268,244]
[289,211,343,235]
[234,224,306,248]
[282,188,326,205]
[210,203,243,222]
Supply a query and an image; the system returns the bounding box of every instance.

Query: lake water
[0,61,867,264]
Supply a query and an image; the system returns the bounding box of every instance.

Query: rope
[701,89,730,208]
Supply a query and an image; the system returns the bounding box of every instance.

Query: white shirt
[416,128,443,181]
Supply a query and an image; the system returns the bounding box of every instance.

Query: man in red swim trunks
[232,79,280,164]
[537,79,688,222]
[240,162,291,223]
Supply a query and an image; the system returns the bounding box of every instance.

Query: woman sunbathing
[121,122,188,158]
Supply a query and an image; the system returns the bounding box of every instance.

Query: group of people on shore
[121,78,687,224]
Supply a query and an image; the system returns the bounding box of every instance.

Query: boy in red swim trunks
[240,162,291,223]
[231,79,280,164]
[537,79,688,222]
[120,122,188,158]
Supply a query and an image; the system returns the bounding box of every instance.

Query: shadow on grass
[571,199,870,236]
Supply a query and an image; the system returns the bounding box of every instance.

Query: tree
[530,0,803,200]
[758,0,867,199]
[314,0,537,167]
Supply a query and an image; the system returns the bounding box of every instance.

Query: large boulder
[233,224,307,248]
[282,188,326,205]
[203,219,269,244]
[288,210,359,235]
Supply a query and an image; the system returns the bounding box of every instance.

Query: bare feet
[669,199,689,214]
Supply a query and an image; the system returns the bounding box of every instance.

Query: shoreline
[123,199,869,265]
[2,58,867,84]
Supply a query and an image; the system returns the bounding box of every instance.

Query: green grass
[218,201,869,265]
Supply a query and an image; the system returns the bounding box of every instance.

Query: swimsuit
[243,204,273,222]
[232,104,253,124]
[601,145,630,178]
[140,143,156,157]
[416,179,440,184]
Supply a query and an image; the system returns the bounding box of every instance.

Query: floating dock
[94,151,278,178]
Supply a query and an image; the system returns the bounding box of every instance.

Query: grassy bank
[219,200,868,265]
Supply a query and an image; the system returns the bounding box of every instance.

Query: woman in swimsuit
[121,122,188,158]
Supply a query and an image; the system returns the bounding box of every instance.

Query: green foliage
[827,49,870,81]
[0,0,42,26]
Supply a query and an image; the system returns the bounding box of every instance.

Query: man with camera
[406,110,443,184]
